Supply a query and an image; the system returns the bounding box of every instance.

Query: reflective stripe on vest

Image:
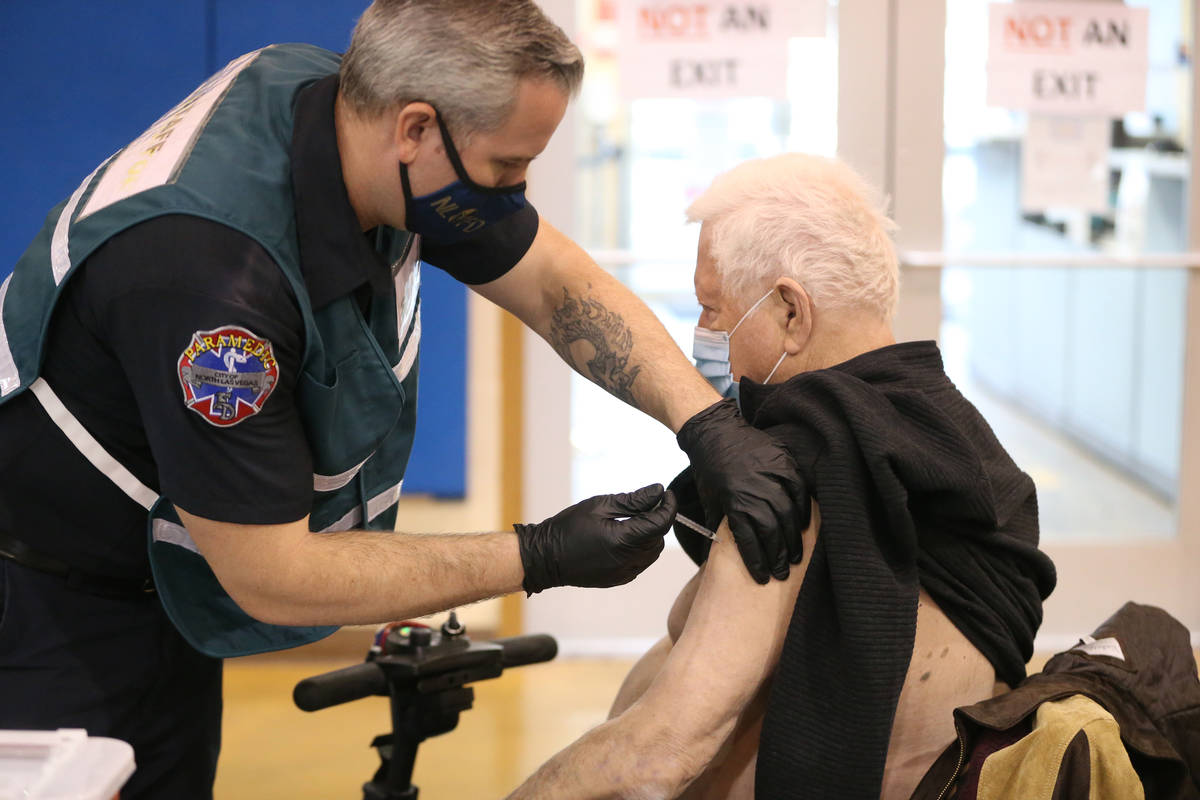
[52,161,108,285]
[393,242,421,384]
[0,275,17,395]
[395,241,420,344]
[152,517,200,553]
[29,377,158,509]
[154,479,404,541]
[1,159,109,397]
[395,311,421,383]
[313,455,370,493]
[319,480,404,532]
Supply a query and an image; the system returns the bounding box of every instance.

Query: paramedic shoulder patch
[177,326,279,427]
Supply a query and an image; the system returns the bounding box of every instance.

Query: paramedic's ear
[774,278,812,355]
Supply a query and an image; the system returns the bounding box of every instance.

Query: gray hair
[339,0,584,137]
[687,154,900,322]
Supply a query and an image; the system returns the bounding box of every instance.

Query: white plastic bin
[0,729,135,800]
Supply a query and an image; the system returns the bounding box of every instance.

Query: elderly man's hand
[676,399,809,583]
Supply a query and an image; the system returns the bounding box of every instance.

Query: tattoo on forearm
[549,287,642,407]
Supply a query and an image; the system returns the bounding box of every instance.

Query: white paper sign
[987,2,1148,115]
[1022,115,1111,211]
[1071,635,1126,661]
[617,1,826,100]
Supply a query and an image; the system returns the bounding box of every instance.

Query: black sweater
[672,341,1057,800]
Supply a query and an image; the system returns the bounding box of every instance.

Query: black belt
[0,531,155,599]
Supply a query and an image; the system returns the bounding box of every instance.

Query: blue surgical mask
[692,288,788,403]
[399,110,527,246]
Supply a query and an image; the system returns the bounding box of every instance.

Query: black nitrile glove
[676,399,810,583]
[515,484,677,595]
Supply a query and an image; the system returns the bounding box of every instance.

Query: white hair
[687,154,900,321]
[340,0,583,137]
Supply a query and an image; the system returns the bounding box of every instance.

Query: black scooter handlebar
[493,634,558,668]
[294,661,387,712]
[293,633,558,712]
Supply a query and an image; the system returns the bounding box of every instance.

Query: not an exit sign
[986,1,1149,115]
[617,1,826,100]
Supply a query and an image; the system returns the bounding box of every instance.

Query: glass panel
[570,0,839,502]
[942,0,1192,540]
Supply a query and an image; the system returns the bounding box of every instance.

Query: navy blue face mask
[399,110,527,246]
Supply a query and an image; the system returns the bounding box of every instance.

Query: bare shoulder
[671,502,820,644]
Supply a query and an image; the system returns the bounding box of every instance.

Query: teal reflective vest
[0,45,421,658]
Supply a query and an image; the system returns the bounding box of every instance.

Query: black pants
[0,559,223,799]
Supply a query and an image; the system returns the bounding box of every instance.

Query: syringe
[674,513,719,542]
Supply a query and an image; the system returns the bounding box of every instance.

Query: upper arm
[95,215,313,524]
[628,505,819,778]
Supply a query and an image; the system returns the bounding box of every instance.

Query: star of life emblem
[177,325,279,427]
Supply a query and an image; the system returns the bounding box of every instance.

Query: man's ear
[393,102,437,164]
[775,277,812,355]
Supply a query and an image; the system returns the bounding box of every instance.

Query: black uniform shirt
[0,74,538,579]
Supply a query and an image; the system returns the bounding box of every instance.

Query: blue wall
[0,1,467,497]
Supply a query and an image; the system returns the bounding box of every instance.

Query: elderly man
[509,154,1056,799]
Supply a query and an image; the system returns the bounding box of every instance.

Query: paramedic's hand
[515,484,677,595]
[676,399,809,584]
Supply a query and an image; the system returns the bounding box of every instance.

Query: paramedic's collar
[290,74,393,310]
